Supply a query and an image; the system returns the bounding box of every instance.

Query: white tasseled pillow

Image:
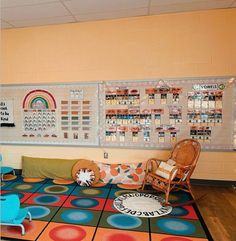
[76,169,95,186]
[155,162,177,180]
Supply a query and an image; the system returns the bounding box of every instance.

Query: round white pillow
[76,169,95,186]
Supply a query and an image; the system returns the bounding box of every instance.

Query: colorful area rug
[0,177,213,241]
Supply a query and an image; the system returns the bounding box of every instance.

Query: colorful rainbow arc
[22,89,57,110]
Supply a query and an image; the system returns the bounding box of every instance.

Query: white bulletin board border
[0,76,235,151]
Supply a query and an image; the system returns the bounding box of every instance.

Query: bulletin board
[0,77,235,150]
[100,77,236,150]
[0,83,99,146]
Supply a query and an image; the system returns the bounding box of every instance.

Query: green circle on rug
[15,184,34,190]
[115,190,137,197]
[44,185,69,193]
[81,188,102,195]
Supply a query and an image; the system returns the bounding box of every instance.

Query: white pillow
[155,162,177,180]
[166,159,176,166]
[76,169,95,186]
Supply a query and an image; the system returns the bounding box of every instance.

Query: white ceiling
[1,0,236,29]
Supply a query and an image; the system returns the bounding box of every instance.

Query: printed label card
[201,92,209,109]
[111,132,117,142]
[208,92,216,108]
[148,94,155,104]
[143,131,150,142]
[105,131,111,141]
[194,93,201,109]
[160,93,167,104]
[197,127,204,142]
[132,132,138,142]
[170,132,177,143]
[188,92,194,108]
[190,127,198,140]
[154,114,161,125]
[215,91,223,109]
[201,111,208,125]
[207,110,215,126]
[215,109,222,126]
[204,127,211,142]
[158,132,165,143]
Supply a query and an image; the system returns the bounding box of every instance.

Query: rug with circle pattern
[0,176,213,241]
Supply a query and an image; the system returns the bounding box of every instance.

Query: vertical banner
[0,99,15,127]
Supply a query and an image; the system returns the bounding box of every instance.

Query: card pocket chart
[0,77,235,150]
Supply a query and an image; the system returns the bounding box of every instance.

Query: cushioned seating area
[22,156,146,184]
[22,156,78,180]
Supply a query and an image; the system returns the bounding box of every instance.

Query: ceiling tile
[63,0,149,15]
[1,20,14,29]
[1,2,70,21]
[75,8,148,22]
[230,0,236,7]
[150,0,233,7]
[1,0,59,8]
[8,15,76,28]
[150,0,234,15]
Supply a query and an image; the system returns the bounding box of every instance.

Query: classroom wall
[1,8,236,180]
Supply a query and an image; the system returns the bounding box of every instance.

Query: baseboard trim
[14,169,234,187]
[191,178,235,187]
[15,169,22,175]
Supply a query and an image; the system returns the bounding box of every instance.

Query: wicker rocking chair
[141,139,201,204]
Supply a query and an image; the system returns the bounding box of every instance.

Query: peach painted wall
[1,9,236,180]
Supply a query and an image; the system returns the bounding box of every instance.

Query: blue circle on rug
[27,206,50,219]
[107,214,142,229]
[34,194,60,205]
[71,198,99,208]
[156,218,196,235]
[61,209,93,224]
[170,207,189,216]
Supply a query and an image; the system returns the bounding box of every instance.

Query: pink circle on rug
[7,221,34,235]
[49,225,86,241]
[161,237,192,241]
[104,233,136,241]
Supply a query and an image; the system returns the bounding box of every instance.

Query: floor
[0,175,212,241]
[192,185,236,241]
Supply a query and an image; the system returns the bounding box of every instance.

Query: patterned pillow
[96,162,145,184]
[76,168,95,186]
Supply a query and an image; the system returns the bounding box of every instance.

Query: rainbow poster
[22,89,57,138]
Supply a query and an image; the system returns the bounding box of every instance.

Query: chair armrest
[175,164,195,180]
[145,158,166,173]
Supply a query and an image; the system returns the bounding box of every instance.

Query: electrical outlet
[104,152,108,159]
